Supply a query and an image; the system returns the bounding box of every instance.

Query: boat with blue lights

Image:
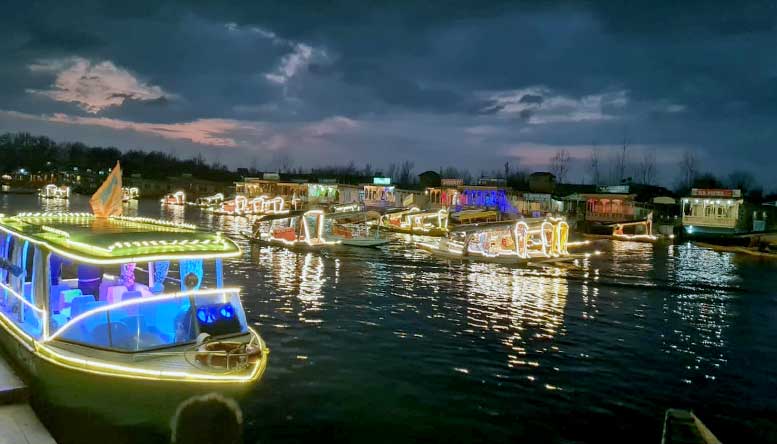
[0,212,268,425]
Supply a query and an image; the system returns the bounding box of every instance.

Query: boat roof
[450,217,554,233]
[0,213,240,264]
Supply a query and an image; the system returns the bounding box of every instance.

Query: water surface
[4,195,776,443]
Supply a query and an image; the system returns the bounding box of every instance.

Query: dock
[0,356,56,443]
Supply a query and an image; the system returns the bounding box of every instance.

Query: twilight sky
[0,1,775,187]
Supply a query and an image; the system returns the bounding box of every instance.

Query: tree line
[0,132,238,182]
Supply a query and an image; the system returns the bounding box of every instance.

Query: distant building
[529,172,556,194]
[125,174,229,198]
[418,170,441,189]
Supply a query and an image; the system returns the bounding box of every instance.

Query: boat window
[0,241,45,340]
[54,289,247,352]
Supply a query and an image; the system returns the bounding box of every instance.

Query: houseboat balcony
[681,216,737,229]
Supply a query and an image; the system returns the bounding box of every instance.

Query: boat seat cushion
[69,295,96,319]
[61,289,83,305]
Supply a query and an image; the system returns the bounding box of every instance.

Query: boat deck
[44,331,265,382]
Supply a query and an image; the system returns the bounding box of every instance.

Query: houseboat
[416,217,580,264]
[39,184,70,199]
[161,191,186,206]
[681,188,777,244]
[121,187,139,202]
[191,193,224,209]
[378,208,449,237]
[0,212,268,424]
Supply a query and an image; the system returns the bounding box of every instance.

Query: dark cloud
[0,0,774,187]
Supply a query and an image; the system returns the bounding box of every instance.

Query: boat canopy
[0,213,240,264]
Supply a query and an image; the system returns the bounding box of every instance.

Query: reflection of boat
[39,184,70,199]
[0,212,268,424]
[583,213,658,243]
[121,187,139,202]
[378,207,449,237]
[328,210,391,247]
[417,217,583,264]
[191,193,224,208]
[661,409,721,444]
[248,209,341,251]
[161,190,186,206]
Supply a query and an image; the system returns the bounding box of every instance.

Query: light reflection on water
[11,195,777,443]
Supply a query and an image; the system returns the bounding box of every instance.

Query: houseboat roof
[0,213,240,264]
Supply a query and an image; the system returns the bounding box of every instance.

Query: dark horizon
[0,1,775,188]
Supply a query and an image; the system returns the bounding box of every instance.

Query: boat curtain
[179,259,203,291]
[151,261,170,293]
[120,262,136,290]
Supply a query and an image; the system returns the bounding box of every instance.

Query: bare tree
[398,160,415,185]
[589,147,601,185]
[680,149,698,190]
[614,138,629,183]
[638,148,657,185]
[550,148,571,184]
[727,171,757,193]
[386,163,398,182]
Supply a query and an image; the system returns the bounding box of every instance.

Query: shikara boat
[0,212,268,424]
[417,217,588,265]
[39,184,70,200]
[248,209,341,251]
[121,187,139,202]
[661,409,721,444]
[327,210,391,247]
[583,213,658,244]
[161,190,186,206]
[378,207,449,237]
[190,192,224,209]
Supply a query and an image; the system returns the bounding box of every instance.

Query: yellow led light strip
[0,295,268,383]
[0,223,240,265]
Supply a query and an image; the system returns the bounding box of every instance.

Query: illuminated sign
[691,188,741,198]
[373,177,391,185]
[263,173,280,181]
[441,178,464,187]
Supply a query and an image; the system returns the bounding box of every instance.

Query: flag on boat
[90,161,123,217]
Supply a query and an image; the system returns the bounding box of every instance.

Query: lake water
[3,194,777,443]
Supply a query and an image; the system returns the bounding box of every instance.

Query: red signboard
[691,188,741,198]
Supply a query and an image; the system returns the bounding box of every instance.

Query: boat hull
[336,237,391,248]
[0,326,262,429]
[582,233,658,244]
[416,243,577,265]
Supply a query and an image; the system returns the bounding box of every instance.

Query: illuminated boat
[121,187,139,202]
[39,184,70,200]
[249,210,341,251]
[191,193,225,209]
[378,207,449,237]
[328,210,391,247]
[161,190,186,206]
[582,213,658,244]
[0,212,268,424]
[331,203,364,213]
[417,217,581,264]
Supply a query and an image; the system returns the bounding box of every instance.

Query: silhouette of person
[170,393,243,444]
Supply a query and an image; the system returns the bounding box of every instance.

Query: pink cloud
[47,113,243,147]
[27,57,171,113]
